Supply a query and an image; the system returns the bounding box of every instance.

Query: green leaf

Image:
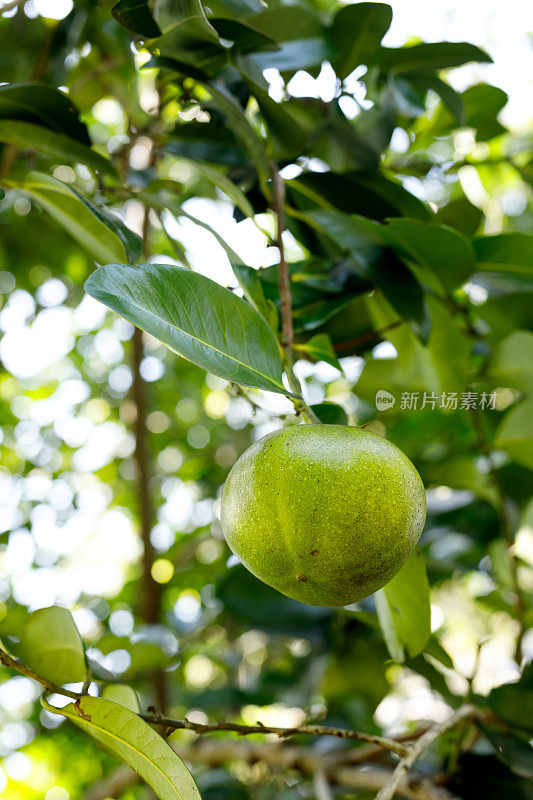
[7,172,140,264]
[139,185,244,264]
[102,683,141,713]
[495,398,533,470]
[0,120,115,175]
[330,2,392,79]
[175,158,254,218]
[112,0,162,37]
[409,74,465,123]
[291,171,432,221]
[166,120,248,166]
[0,82,90,144]
[483,727,533,780]
[296,333,342,371]
[379,41,492,73]
[376,549,431,661]
[435,194,482,236]
[85,263,294,396]
[427,456,499,505]
[488,663,533,734]
[155,0,216,34]
[489,331,533,394]
[309,401,348,426]
[473,233,533,277]
[45,696,201,800]
[384,218,476,294]
[231,262,277,328]
[149,57,270,181]
[19,606,87,685]
[296,210,431,341]
[460,84,508,140]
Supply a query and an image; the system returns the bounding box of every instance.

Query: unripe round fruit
[221,425,426,607]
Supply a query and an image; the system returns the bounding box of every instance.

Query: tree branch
[373,705,480,800]
[0,647,80,700]
[140,713,410,756]
[271,166,319,423]
[130,207,166,713]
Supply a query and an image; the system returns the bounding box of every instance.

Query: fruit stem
[272,165,321,424]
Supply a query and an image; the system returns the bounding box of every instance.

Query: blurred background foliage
[0,0,532,798]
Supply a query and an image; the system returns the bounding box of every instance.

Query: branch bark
[373,705,480,800]
[271,166,319,423]
[130,208,166,713]
[140,714,410,756]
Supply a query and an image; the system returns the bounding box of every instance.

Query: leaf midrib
[93,283,288,393]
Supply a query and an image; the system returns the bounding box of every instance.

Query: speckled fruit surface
[221,425,426,607]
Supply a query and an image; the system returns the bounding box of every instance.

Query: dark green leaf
[379,41,492,73]
[0,120,115,175]
[409,74,465,123]
[0,82,90,144]
[112,0,162,38]
[310,402,348,425]
[384,218,475,293]
[329,2,392,79]
[473,233,533,276]
[483,727,533,780]
[435,194,483,236]
[290,171,432,221]
[85,263,293,395]
[489,663,533,733]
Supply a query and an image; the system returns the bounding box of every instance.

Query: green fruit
[221,425,426,607]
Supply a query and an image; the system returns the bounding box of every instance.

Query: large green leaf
[489,331,533,393]
[489,663,533,734]
[45,696,201,799]
[247,6,328,72]
[384,218,475,293]
[18,606,87,685]
[473,233,533,277]
[483,727,533,780]
[7,172,140,264]
[0,120,115,175]
[379,41,492,73]
[0,82,90,144]
[290,171,432,221]
[329,2,392,79]
[85,263,293,395]
[375,548,431,662]
[112,0,162,37]
[495,399,533,469]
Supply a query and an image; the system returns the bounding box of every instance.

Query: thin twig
[373,705,480,800]
[140,713,410,756]
[0,0,23,13]
[0,647,80,700]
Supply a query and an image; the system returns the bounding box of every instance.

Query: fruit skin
[221,425,426,607]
